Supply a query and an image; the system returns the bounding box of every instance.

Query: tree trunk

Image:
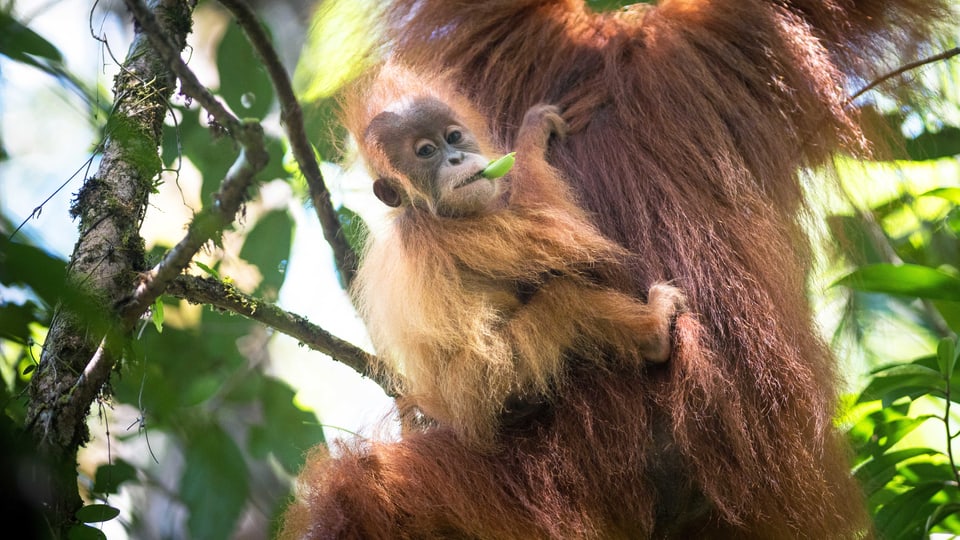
[24,1,195,536]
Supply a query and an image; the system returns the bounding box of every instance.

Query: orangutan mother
[281,1,949,538]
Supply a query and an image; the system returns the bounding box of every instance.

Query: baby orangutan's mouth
[454,171,488,189]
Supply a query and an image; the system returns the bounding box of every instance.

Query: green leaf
[294,1,378,102]
[92,460,138,495]
[182,375,222,407]
[854,448,939,497]
[0,238,67,307]
[0,238,109,332]
[837,263,960,302]
[0,12,63,64]
[852,413,936,458]
[947,207,960,237]
[825,215,890,266]
[586,0,652,10]
[162,107,233,202]
[871,363,943,379]
[216,23,274,119]
[239,209,295,294]
[937,336,958,380]
[858,363,944,404]
[111,303,254,419]
[919,187,960,205]
[336,205,368,255]
[181,425,249,540]
[861,109,960,161]
[75,504,120,524]
[874,483,944,540]
[162,103,287,199]
[243,377,325,474]
[900,460,960,485]
[0,301,42,343]
[905,126,960,161]
[926,502,960,533]
[303,100,346,163]
[151,296,164,334]
[194,261,220,279]
[67,525,107,540]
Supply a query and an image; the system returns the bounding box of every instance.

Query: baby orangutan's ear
[373,178,402,208]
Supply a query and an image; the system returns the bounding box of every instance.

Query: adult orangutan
[281,0,950,538]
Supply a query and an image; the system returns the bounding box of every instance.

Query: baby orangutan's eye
[415,139,437,157]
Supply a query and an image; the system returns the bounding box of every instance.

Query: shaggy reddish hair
[339,68,684,447]
[282,0,950,537]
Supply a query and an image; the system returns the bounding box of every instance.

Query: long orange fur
[283,0,951,537]
[350,76,683,445]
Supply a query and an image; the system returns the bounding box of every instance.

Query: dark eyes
[415,141,436,157]
[414,127,464,158]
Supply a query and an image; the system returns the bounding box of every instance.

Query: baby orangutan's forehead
[380,96,460,133]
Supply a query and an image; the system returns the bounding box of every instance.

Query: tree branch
[42,0,275,428]
[217,0,360,287]
[847,47,960,105]
[114,0,274,325]
[123,0,242,133]
[24,0,196,535]
[165,275,389,392]
[116,0,390,400]
[117,121,269,323]
[119,0,384,395]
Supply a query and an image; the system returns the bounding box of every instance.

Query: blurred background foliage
[0,0,958,538]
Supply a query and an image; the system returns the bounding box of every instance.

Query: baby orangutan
[353,94,684,445]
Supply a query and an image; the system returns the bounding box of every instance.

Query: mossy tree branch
[165,275,386,391]
[23,1,385,531]
[120,0,381,388]
[23,0,196,536]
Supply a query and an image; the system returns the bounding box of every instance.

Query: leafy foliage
[0,10,61,70]
[835,82,960,535]
[181,425,250,540]
[0,6,325,538]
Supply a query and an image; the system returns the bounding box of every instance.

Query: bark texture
[24,1,194,535]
